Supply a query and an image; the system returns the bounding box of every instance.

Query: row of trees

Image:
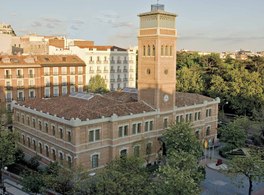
[176,52,264,116]
[22,123,205,195]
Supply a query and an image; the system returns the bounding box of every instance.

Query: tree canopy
[87,75,108,93]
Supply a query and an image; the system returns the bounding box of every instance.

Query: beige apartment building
[0,55,86,110]
[12,4,220,170]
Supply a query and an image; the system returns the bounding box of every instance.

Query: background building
[0,55,86,110]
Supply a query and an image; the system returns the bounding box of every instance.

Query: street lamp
[222,101,228,112]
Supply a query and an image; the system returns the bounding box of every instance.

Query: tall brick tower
[138,4,177,112]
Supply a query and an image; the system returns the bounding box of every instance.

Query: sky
[0,0,263,52]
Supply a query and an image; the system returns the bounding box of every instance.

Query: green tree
[176,66,205,93]
[228,153,264,195]
[21,171,45,194]
[155,151,203,195]
[219,121,247,150]
[0,130,16,185]
[163,122,203,158]
[93,157,152,195]
[87,75,108,93]
[155,123,204,195]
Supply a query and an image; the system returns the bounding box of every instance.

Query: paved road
[1,178,29,195]
[201,147,264,195]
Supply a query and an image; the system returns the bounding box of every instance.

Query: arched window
[147,45,151,56]
[67,156,72,168]
[134,145,140,157]
[45,145,49,157]
[143,46,146,56]
[165,45,168,56]
[152,45,155,56]
[161,45,164,56]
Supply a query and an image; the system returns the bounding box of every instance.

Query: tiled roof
[17,91,216,121]
[175,92,214,107]
[0,55,85,66]
[19,92,154,121]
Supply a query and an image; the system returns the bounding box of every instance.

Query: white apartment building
[49,44,137,91]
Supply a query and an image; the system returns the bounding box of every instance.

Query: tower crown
[151,4,164,11]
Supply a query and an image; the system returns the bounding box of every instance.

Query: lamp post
[222,101,228,112]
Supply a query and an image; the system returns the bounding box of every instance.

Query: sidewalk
[1,178,29,195]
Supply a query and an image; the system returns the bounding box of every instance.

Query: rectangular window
[118,126,123,137]
[137,123,141,133]
[163,118,168,129]
[149,121,153,131]
[95,129,100,141]
[89,129,100,142]
[89,130,94,142]
[52,125,56,136]
[92,154,99,168]
[124,125,128,136]
[132,124,137,134]
[145,121,149,132]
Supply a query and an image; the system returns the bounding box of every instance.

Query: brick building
[0,55,86,110]
[12,4,220,170]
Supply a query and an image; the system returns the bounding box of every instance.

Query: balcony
[62,72,67,75]
[117,60,121,64]
[96,61,102,64]
[53,72,58,76]
[110,70,115,73]
[97,70,102,73]
[29,96,36,99]
[29,85,35,89]
[53,83,59,87]
[89,70,94,74]
[45,83,51,87]
[110,79,115,82]
[4,75,12,79]
[29,74,35,78]
[123,78,128,82]
[78,71,83,74]
[78,82,83,85]
[17,74,24,78]
[103,60,109,64]
[123,60,128,64]
[44,72,50,76]
[5,86,13,90]
[70,82,75,86]
[117,78,122,82]
[117,69,121,73]
[110,60,115,64]
[104,70,108,73]
[123,69,128,73]
[62,82,67,86]
[17,85,24,89]
[70,72,75,75]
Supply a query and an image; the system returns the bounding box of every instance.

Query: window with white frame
[91,154,99,168]
[206,108,212,117]
[132,122,141,134]
[89,129,100,142]
[118,125,128,137]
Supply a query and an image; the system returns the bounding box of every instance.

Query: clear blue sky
[1,0,263,52]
